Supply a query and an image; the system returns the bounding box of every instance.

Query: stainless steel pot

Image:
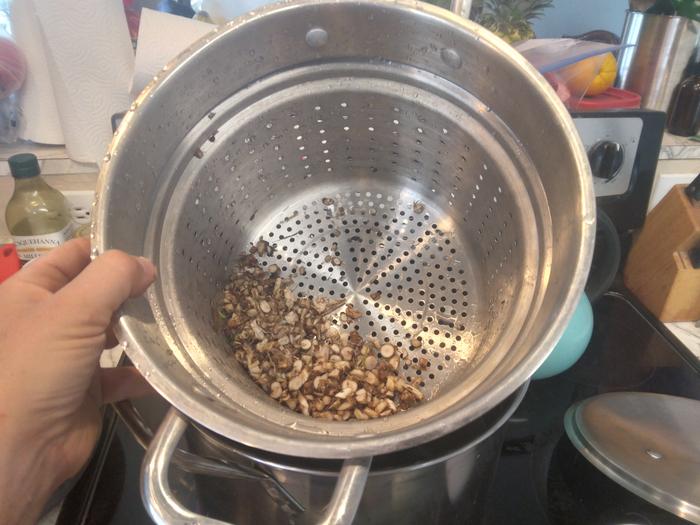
[123,384,527,524]
[96,0,594,522]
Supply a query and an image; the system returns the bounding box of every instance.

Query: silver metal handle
[142,408,372,525]
[115,398,305,511]
[318,456,371,525]
[142,409,224,525]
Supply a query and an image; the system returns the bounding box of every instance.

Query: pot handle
[142,408,372,525]
[317,455,372,525]
[114,392,305,511]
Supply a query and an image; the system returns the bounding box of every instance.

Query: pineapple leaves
[476,0,554,43]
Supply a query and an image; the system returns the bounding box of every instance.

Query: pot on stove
[99,0,594,522]
[177,385,527,525]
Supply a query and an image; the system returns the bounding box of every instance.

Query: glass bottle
[5,153,73,261]
[667,61,700,137]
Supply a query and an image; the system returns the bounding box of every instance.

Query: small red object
[566,87,641,111]
[0,244,21,283]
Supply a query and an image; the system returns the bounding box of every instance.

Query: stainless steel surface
[95,0,595,459]
[317,457,371,525]
[565,392,700,524]
[142,409,227,525]
[572,117,642,198]
[143,409,373,525]
[114,400,305,512]
[617,11,700,111]
[182,383,528,524]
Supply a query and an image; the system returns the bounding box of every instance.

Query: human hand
[0,238,156,525]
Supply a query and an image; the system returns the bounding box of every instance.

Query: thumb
[48,250,156,333]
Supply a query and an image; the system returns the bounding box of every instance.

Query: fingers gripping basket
[95,1,594,520]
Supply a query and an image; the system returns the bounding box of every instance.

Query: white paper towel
[12,0,134,164]
[191,0,277,24]
[132,8,214,98]
[10,0,64,145]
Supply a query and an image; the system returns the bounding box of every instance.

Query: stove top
[55,288,700,525]
[483,290,700,525]
[55,109,683,524]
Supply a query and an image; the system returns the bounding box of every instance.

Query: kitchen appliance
[484,290,700,525]
[481,106,698,525]
[73,293,700,525]
[95,1,593,522]
[54,38,679,525]
[569,109,663,316]
[571,109,665,237]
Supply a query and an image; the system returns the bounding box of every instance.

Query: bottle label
[12,223,74,261]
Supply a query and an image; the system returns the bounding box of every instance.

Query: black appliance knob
[588,141,624,181]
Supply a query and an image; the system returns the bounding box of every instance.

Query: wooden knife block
[624,184,700,322]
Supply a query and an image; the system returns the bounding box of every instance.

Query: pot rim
[190,383,528,477]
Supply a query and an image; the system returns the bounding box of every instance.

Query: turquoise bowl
[532,294,593,380]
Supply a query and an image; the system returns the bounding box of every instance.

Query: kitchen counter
[659,132,700,160]
[666,321,700,359]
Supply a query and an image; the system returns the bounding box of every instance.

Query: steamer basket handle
[142,408,372,525]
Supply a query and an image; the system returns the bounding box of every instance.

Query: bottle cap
[9,153,40,179]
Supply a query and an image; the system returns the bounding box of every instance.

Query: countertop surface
[659,132,700,161]
[666,321,700,359]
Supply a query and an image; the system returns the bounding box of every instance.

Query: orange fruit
[562,52,617,97]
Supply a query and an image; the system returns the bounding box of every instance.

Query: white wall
[531,0,629,39]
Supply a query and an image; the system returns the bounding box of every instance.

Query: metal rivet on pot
[306,27,328,48]
[440,48,462,69]
[645,449,663,460]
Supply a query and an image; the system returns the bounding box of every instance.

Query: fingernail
[137,256,157,281]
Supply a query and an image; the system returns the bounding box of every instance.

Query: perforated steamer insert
[96,1,594,459]
[166,80,533,401]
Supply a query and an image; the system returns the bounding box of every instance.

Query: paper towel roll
[132,8,214,98]
[12,0,134,164]
[191,0,277,24]
[11,0,64,145]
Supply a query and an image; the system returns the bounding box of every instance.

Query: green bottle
[5,153,73,261]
